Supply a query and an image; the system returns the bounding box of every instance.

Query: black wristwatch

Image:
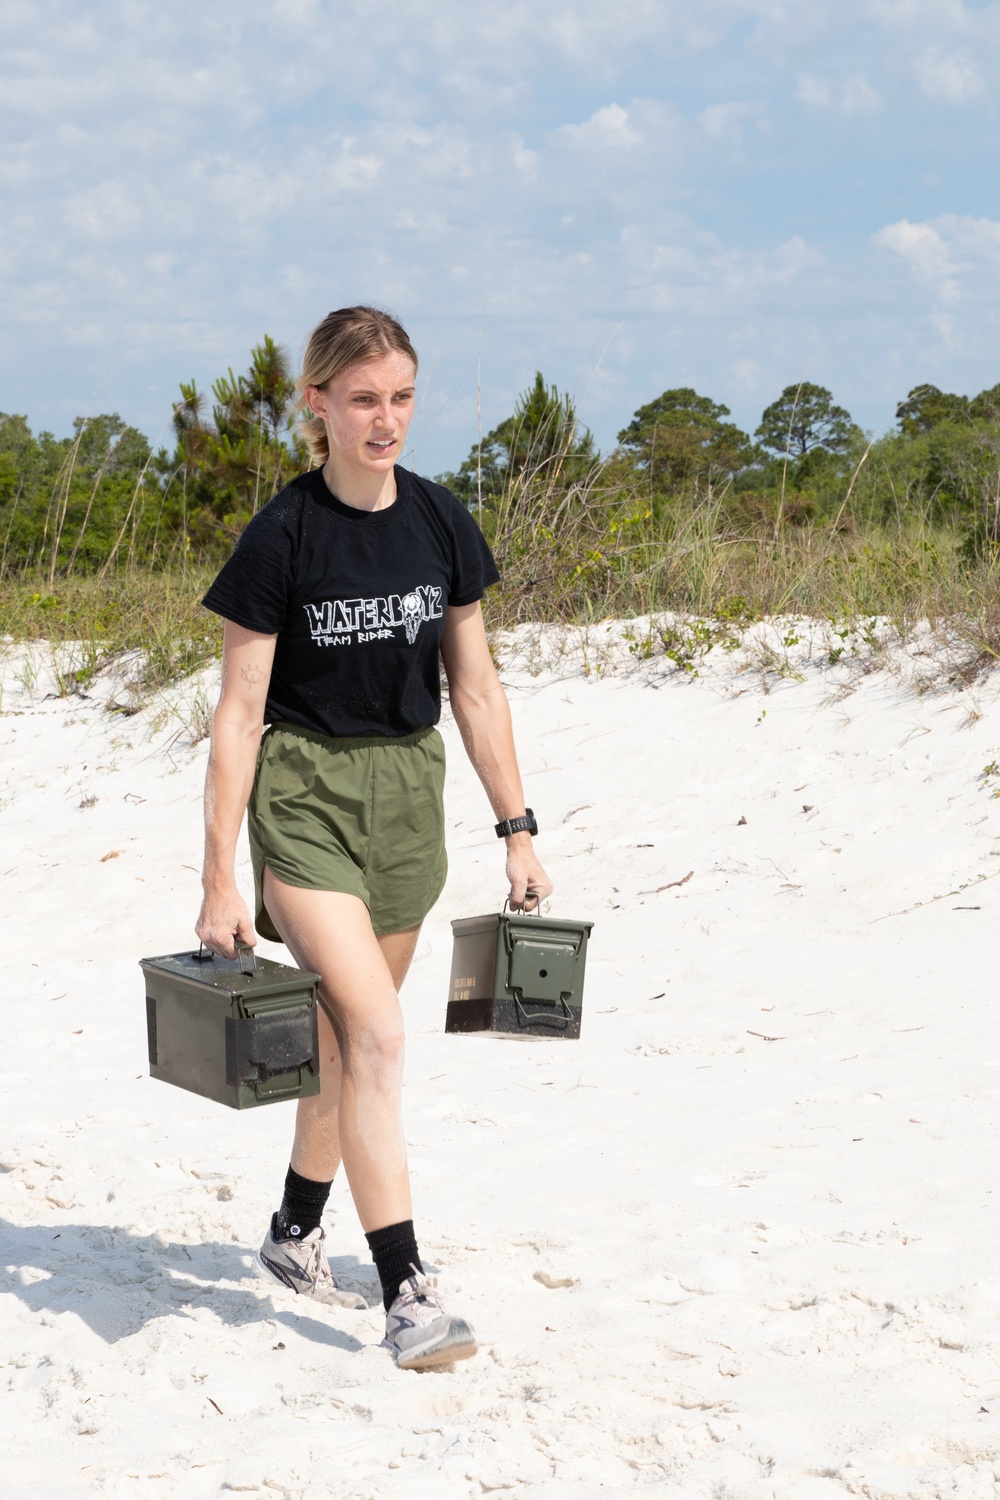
[495,808,538,839]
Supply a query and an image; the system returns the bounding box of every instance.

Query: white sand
[2,628,1000,1498]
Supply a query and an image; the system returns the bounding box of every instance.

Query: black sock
[274,1165,333,1242]
[365,1220,423,1311]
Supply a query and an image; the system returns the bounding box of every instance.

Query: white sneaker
[253,1214,366,1310]
[384,1270,478,1370]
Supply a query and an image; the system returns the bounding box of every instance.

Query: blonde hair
[297,305,419,466]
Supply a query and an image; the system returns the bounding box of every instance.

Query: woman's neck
[321,455,398,512]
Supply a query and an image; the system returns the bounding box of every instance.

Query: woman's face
[305,350,417,477]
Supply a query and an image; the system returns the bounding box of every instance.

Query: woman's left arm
[440,602,554,909]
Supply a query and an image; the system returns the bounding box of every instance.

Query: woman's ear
[303,385,327,418]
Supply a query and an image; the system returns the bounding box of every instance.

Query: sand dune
[2,628,999,1498]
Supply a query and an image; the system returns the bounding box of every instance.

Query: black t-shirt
[201,466,499,738]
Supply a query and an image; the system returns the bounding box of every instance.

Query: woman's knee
[342,1014,405,1085]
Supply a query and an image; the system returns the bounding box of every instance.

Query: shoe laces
[300,1233,330,1287]
[393,1268,445,1323]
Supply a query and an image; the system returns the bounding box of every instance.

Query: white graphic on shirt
[400,591,423,645]
[303,585,443,648]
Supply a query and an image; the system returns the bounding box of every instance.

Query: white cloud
[558,104,643,151]
[394,125,474,180]
[875,214,1000,305]
[841,74,881,115]
[394,208,452,242]
[951,215,1000,258]
[769,236,825,283]
[914,46,984,102]
[797,73,881,116]
[4,0,1000,467]
[512,138,540,177]
[930,310,959,349]
[699,101,760,142]
[875,219,958,290]
[624,227,825,314]
[797,75,832,109]
[64,180,143,240]
[730,357,762,388]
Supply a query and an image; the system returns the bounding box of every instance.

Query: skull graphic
[400,591,423,645]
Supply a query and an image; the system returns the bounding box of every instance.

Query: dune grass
[0,568,222,698]
[480,458,1000,669]
[4,456,1000,703]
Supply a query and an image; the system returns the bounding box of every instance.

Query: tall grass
[485,455,994,620]
[4,438,1000,700]
[0,569,221,697]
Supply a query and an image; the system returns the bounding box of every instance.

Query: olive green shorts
[247,722,447,941]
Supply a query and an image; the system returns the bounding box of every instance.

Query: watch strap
[495,808,537,839]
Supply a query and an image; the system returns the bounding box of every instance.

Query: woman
[195,306,552,1371]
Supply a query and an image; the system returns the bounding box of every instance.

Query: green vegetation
[4,346,1000,697]
[0,338,306,694]
[754,382,858,459]
[438,372,595,510]
[0,336,304,585]
[616,388,752,498]
[171,335,307,550]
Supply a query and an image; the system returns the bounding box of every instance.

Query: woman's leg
[260,869,476,1364]
[262,867,420,1231]
[287,919,420,1183]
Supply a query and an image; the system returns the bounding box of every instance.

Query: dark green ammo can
[446,911,594,1039]
[140,947,322,1109]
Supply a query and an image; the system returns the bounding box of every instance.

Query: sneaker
[253,1214,366,1310]
[384,1270,478,1370]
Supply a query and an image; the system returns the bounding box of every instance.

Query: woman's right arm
[195,621,277,958]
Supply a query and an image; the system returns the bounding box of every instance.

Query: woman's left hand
[505,833,554,911]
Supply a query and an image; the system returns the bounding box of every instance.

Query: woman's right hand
[195,883,257,960]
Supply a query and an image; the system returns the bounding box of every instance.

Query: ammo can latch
[504,925,582,1029]
[225,1009,319,1088]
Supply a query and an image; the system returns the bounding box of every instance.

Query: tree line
[438,373,1000,551]
[0,337,305,580]
[2,337,1000,580]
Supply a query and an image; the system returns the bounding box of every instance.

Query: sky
[2,0,1000,474]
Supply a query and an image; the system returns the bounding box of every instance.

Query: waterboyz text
[304,585,444,647]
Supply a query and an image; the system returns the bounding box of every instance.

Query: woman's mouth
[368,438,395,452]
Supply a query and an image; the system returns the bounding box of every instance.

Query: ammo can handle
[504,889,541,916]
[195,939,257,976]
[235,941,256,977]
[513,992,573,1029]
[254,1076,302,1101]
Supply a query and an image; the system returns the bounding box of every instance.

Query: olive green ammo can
[140,948,322,1109]
[446,912,594,1039]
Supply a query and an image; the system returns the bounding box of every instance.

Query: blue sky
[3,0,1000,474]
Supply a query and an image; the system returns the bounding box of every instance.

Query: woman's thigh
[265,870,398,1032]
[262,868,402,1046]
[376,925,422,992]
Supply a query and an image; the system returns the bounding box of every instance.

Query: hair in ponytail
[297,306,419,466]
